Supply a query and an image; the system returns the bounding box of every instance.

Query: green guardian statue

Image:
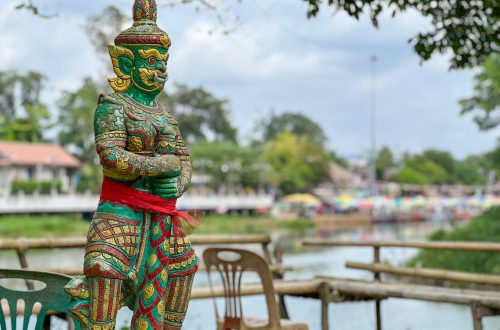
[65,1,200,329]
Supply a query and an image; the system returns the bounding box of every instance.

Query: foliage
[190,141,263,190]
[422,149,455,175]
[255,112,327,147]
[375,146,394,180]
[11,179,62,195]
[58,77,100,165]
[393,166,428,185]
[262,131,329,194]
[0,70,50,142]
[390,148,490,186]
[408,207,500,274]
[160,85,238,144]
[460,55,500,130]
[406,156,448,184]
[303,0,499,69]
[14,1,56,19]
[453,157,487,186]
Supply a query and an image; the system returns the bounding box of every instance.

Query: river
[1,219,499,329]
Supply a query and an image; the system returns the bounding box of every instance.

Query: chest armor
[117,97,178,156]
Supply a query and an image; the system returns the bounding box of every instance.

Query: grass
[0,214,90,238]
[0,213,314,238]
[408,206,500,274]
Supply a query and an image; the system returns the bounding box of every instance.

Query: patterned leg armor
[131,214,171,330]
[163,234,198,329]
[163,273,196,329]
[88,277,123,330]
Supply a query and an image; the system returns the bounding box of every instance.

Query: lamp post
[369,54,378,195]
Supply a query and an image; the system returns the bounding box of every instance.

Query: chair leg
[43,315,51,329]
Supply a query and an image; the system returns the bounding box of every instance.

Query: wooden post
[373,246,382,330]
[471,302,498,330]
[270,244,290,319]
[471,302,485,330]
[375,300,382,330]
[16,242,34,291]
[373,246,380,281]
[319,282,331,330]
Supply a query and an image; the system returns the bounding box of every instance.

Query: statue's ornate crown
[114,0,171,49]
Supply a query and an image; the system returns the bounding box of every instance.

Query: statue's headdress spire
[114,0,171,49]
[133,0,158,22]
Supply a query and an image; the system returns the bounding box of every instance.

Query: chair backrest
[203,247,281,330]
[0,269,80,330]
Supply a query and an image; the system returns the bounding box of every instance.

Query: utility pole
[369,54,378,195]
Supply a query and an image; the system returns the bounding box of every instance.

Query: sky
[0,0,496,160]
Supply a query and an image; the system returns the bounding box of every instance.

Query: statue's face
[108,44,169,97]
[130,46,169,94]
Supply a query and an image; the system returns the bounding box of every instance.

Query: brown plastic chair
[203,248,308,330]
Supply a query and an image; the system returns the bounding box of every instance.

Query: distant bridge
[0,193,274,214]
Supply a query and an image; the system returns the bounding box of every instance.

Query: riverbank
[0,214,314,238]
[408,206,500,274]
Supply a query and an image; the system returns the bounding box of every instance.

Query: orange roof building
[0,142,81,195]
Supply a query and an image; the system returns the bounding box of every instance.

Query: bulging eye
[149,57,156,65]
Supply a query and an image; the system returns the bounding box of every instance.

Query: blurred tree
[460,55,500,130]
[0,70,50,142]
[328,150,348,168]
[454,157,486,186]
[190,141,264,191]
[160,85,238,144]
[86,5,130,61]
[57,77,102,192]
[393,166,428,185]
[304,0,499,69]
[406,156,448,184]
[262,131,328,193]
[375,146,394,180]
[256,112,327,147]
[57,77,99,164]
[422,149,456,177]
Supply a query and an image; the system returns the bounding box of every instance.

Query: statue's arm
[94,101,180,177]
[154,125,192,197]
[173,129,192,195]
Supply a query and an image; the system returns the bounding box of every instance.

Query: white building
[0,142,80,196]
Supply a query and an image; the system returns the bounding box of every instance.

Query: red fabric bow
[100,177,200,236]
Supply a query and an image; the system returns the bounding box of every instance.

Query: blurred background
[0,0,498,329]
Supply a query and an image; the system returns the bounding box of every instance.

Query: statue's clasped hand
[152,175,180,199]
[152,155,185,199]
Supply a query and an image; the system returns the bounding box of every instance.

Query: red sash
[100,177,200,236]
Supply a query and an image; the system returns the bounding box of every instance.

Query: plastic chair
[0,269,80,330]
[203,248,308,330]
